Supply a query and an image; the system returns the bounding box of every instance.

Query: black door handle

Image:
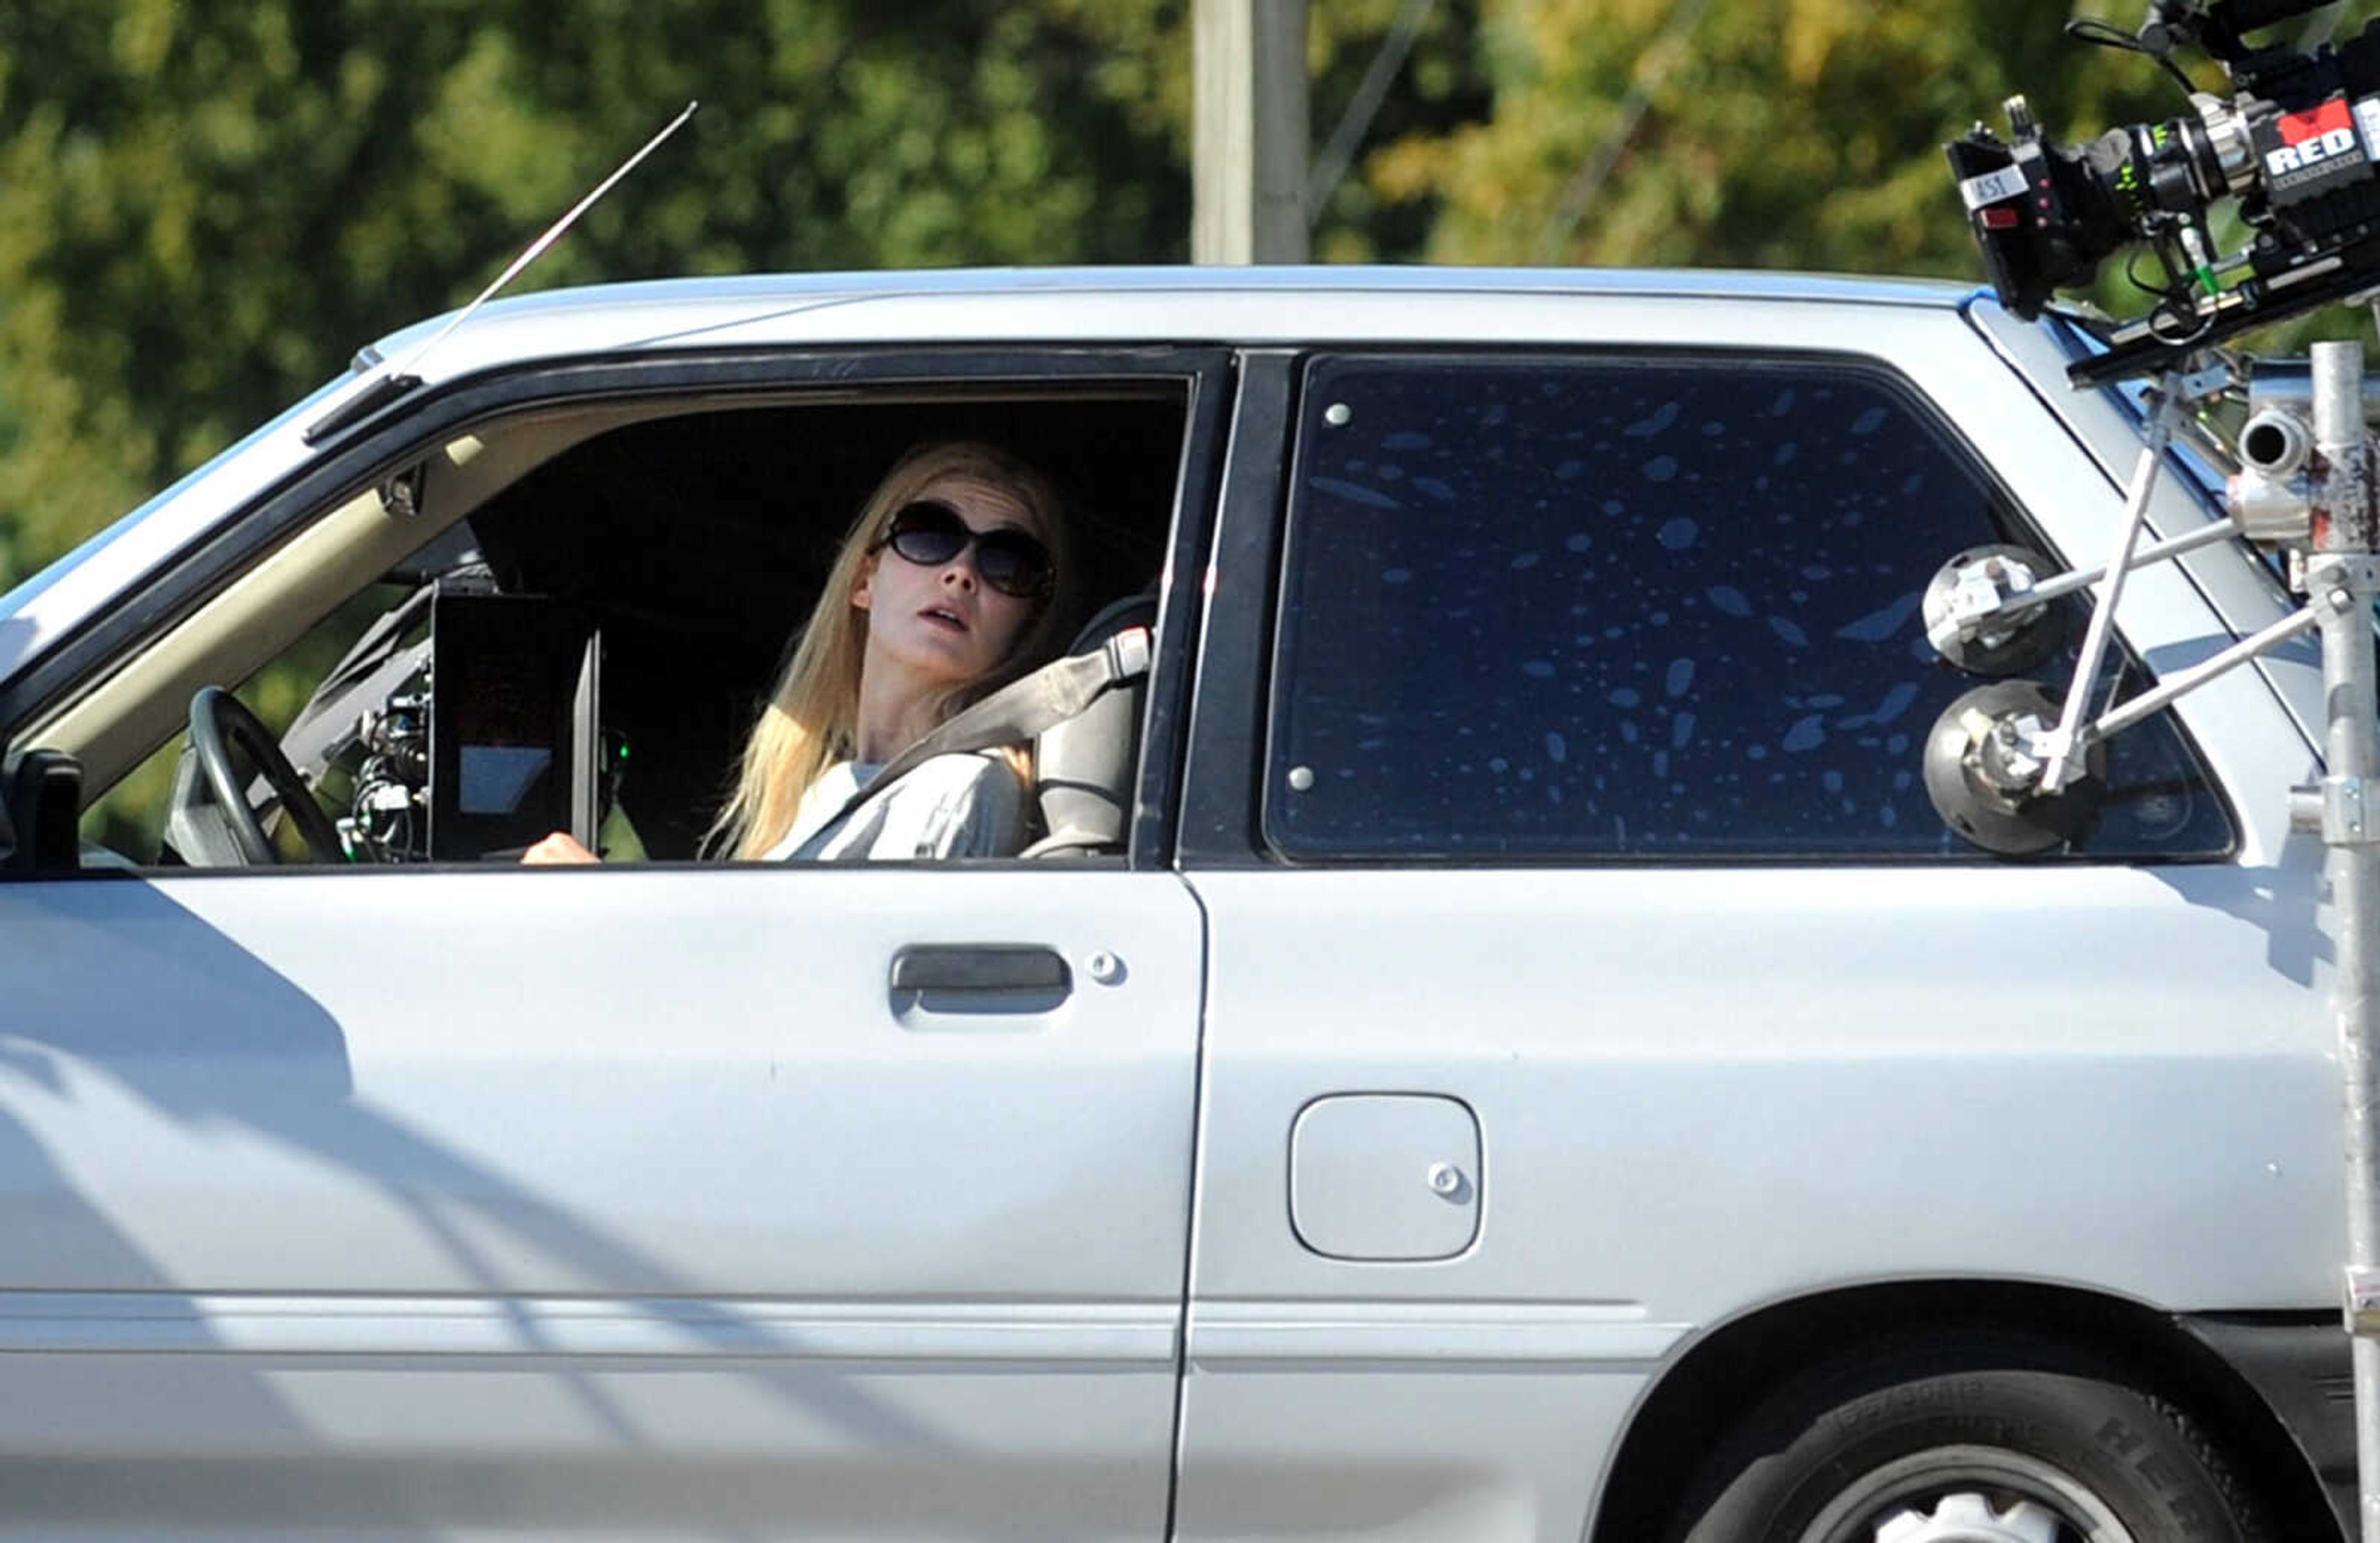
[889,945,1073,996]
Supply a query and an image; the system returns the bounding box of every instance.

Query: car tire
[1669,1335,2267,1543]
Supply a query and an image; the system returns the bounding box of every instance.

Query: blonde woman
[524,440,1073,864]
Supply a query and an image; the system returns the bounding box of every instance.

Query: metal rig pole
[2309,339,2380,1543]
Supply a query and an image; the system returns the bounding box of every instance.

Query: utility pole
[1192,0,1308,263]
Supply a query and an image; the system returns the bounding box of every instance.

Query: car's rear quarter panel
[1169,296,2335,1541]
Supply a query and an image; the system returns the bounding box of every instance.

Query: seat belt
[817,624,1152,836]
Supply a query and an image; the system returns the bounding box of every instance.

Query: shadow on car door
[0,864,1202,1541]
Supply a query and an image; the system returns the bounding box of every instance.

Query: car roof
[364,265,1978,381]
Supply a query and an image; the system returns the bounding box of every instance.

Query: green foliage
[1370,0,2172,273]
[0,0,1195,586]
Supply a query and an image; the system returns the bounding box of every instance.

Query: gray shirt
[761,751,1029,862]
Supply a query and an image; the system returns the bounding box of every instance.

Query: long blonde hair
[708,440,1074,859]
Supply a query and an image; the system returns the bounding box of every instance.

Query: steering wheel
[187,686,346,865]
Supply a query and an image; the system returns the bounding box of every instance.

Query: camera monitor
[428,590,601,861]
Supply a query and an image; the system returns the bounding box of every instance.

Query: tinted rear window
[1266,353,2233,861]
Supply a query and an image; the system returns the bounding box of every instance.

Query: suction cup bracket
[1923,681,2109,856]
[1923,544,2068,676]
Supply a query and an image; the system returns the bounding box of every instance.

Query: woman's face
[853,472,1047,691]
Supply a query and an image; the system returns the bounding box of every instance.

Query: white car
[0,267,2348,1542]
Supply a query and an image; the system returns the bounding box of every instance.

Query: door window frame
[1179,345,2240,869]
[0,345,1236,877]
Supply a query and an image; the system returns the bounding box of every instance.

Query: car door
[0,866,1201,1542]
[1169,322,2334,1542]
[0,351,1227,1542]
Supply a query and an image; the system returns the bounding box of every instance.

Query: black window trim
[1176,350,1298,869]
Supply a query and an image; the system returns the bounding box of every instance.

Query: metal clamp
[2171,360,2234,404]
[2306,552,2380,592]
[2348,1265,2380,1336]
[2322,776,2380,847]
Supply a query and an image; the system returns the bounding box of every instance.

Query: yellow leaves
[1370,130,1451,204]
[108,0,178,81]
[1505,0,1665,60]
[0,105,63,282]
[1780,0,1858,86]
[1367,0,2116,273]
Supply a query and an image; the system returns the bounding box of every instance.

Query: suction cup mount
[1923,681,2109,856]
[1922,544,2068,676]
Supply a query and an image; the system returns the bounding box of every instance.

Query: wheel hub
[1875,1493,2063,1543]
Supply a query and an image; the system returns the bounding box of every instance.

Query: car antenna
[305,100,700,445]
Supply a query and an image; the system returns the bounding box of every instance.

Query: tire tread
[1665,1332,2272,1543]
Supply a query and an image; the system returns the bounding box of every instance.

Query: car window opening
[69,387,1189,872]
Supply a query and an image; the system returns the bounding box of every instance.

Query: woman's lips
[919,605,970,634]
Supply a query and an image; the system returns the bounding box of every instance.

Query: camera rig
[1950,0,2380,384]
[1936,8,2380,1529]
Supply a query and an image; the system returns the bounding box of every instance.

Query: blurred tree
[1301,0,1495,260]
[1369,0,2208,276]
[0,0,1194,583]
[1047,0,1495,259]
[12,0,2380,586]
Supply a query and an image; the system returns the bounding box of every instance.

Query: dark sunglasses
[874,498,1054,599]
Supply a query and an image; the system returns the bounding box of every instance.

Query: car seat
[1025,591,1157,859]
